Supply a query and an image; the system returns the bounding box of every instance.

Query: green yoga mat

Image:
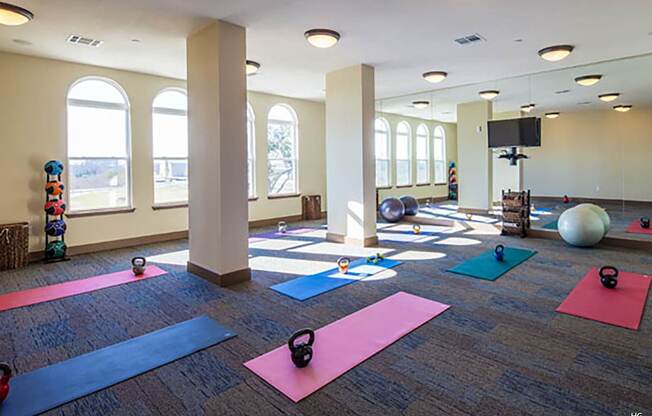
[447,247,537,281]
[542,219,558,230]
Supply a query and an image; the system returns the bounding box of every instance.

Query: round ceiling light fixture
[613,105,632,113]
[246,60,260,76]
[520,103,536,113]
[538,45,574,62]
[304,29,340,48]
[479,90,500,100]
[422,71,448,83]
[598,93,620,102]
[412,100,430,109]
[545,112,560,119]
[0,2,34,26]
[574,74,602,86]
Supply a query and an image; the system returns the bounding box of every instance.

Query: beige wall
[0,51,326,252]
[376,112,457,201]
[457,100,492,210]
[524,107,652,202]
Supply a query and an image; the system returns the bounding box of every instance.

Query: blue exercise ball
[379,198,405,223]
[45,220,67,237]
[44,160,64,176]
[400,195,419,216]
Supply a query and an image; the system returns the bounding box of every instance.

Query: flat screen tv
[488,117,541,148]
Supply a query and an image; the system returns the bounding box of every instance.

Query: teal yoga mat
[447,247,537,281]
[542,219,558,230]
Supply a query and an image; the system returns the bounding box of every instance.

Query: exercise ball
[44,220,67,237]
[399,195,419,216]
[44,160,64,176]
[379,198,405,223]
[558,207,605,247]
[575,203,610,236]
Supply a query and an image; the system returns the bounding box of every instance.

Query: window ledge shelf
[66,207,136,218]
[396,185,413,189]
[434,182,448,186]
[248,197,259,202]
[267,193,301,200]
[152,203,188,210]
[376,186,393,190]
[416,183,431,187]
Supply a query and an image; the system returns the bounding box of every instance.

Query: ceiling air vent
[454,33,485,46]
[66,34,103,47]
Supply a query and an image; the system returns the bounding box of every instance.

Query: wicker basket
[0,222,29,271]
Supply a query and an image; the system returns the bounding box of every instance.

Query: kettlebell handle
[599,265,618,279]
[0,362,11,379]
[288,328,315,352]
[132,256,146,267]
[495,244,504,254]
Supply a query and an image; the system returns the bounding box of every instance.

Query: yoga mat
[542,219,559,230]
[556,268,651,330]
[244,292,450,402]
[271,257,402,301]
[0,316,235,416]
[625,220,652,235]
[447,247,536,281]
[0,266,168,313]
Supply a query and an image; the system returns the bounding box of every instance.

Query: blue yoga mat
[271,257,402,301]
[447,247,536,281]
[542,219,559,230]
[1,316,235,416]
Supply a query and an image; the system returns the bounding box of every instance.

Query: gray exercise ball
[379,197,405,223]
[400,195,419,216]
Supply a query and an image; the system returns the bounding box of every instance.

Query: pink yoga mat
[556,268,651,330]
[625,220,652,235]
[0,266,168,312]
[244,291,450,402]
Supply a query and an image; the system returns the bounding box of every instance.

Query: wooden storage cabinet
[302,195,322,220]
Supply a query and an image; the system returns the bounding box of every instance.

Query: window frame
[415,124,430,185]
[65,76,133,215]
[433,125,447,185]
[395,121,412,187]
[247,102,256,199]
[374,117,392,188]
[151,87,189,207]
[267,104,299,197]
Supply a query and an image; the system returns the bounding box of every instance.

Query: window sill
[396,185,413,189]
[248,197,259,202]
[416,183,431,187]
[267,193,301,200]
[376,186,393,190]
[434,182,448,186]
[66,207,136,218]
[152,203,188,210]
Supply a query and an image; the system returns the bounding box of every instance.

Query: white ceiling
[379,54,652,123]
[1,0,652,102]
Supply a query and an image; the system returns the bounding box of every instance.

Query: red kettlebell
[0,362,12,404]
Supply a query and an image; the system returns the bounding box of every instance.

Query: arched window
[395,121,412,186]
[267,104,298,196]
[434,126,447,184]
[152,89,188,205]
[247,103,256,198]
[374,118,391,187]
[416,124,430,184]
[67,78,131,212]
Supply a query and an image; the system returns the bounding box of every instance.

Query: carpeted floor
[0,219,650,415]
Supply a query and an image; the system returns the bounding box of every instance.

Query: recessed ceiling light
[412,100,430,109]
[479,90,500,100]
[422,71,448,83]
[514,38,523,43]
[0,2,33,26]
[613,105,632,113]
[538,45,574,62]
[520,103,536,113]
[304,29,340,48]
[574,74,602,86]
[545,112,560,119]
[246,60,260,76]
[598,93,620,102]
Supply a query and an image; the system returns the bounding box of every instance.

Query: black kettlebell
[641,217,650,229]
[599,265,619,289]
[131,256,147,276]
[288,328,315,368]
[494,244,505,262]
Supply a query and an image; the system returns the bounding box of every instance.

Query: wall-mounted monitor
[488,117,541,148]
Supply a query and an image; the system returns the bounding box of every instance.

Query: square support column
[325,65,377,246]
[186,21,250,286]
[457,100,493,212]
